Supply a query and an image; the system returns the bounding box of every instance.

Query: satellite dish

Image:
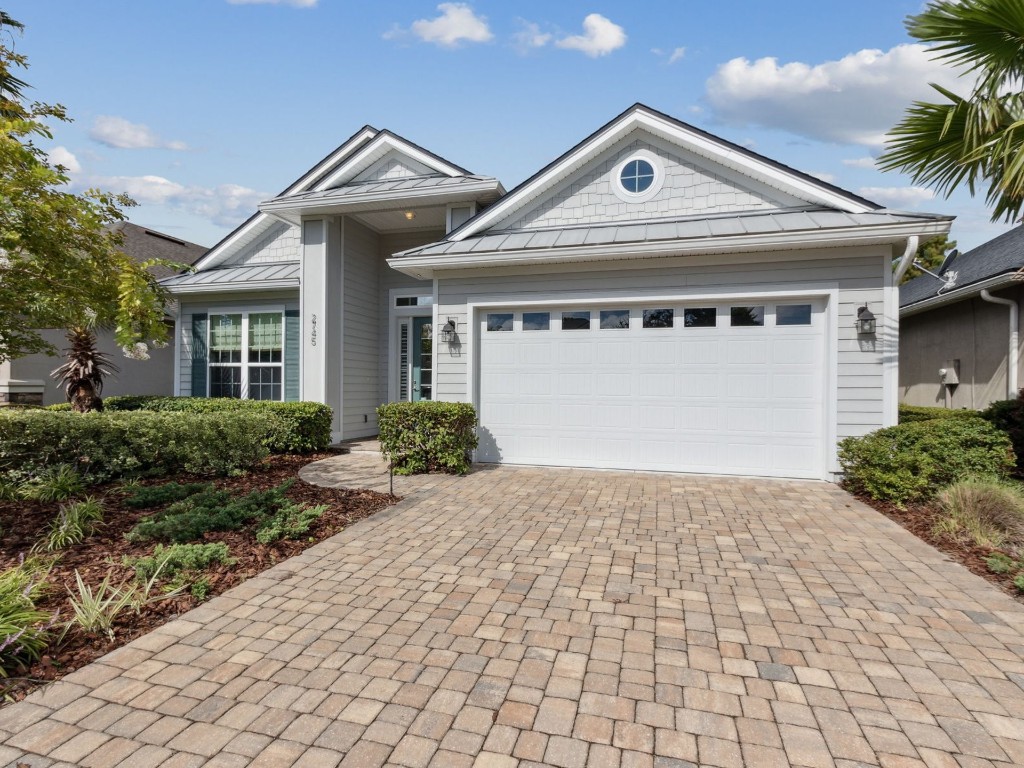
[938,249,959,274]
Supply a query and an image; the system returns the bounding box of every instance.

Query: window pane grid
[208,311,284,401]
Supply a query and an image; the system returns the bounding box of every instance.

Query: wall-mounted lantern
[856,305,876,335]
[440,317,457,342]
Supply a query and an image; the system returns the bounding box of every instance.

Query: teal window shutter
[285,309,300,401]
[191,313,208,397]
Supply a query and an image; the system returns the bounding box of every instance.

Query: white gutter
[891,235,919,284]
[900,273,1015,317]
[981,289,1019,398]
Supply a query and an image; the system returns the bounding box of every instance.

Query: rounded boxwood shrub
[982,394,1024,475]
[838,417,1015,506]
[0,410,281,482]
[377,401,478,475]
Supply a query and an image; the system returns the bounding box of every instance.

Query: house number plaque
[310,313,318,346]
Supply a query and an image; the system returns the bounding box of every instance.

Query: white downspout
[892,235,919,284]
[981,289,1019,398]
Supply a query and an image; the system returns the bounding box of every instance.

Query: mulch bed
[857,494,1024,603]
[0,451,397,705]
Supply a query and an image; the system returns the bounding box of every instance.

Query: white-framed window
[209,311,283,400]
[612,150,665,203]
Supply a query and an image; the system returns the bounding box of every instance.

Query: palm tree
[51,327,119,413]
[877,0,1024,222]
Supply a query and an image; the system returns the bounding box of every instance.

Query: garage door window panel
[776,304,813,326]
[731,306,765,327]
[486,313,513,332]
[523,312,550,331]
[561,311,591,330]
[600,309,630,329]
[643,308,673,328]
[684,308,717,328]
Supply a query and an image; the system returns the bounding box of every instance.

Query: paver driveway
[2,454,1024,768]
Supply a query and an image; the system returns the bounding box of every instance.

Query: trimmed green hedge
[898,404,980,424]
[377,401,478,475]
[49,396,332,453]
[0,410,280,482]
[838,417,1014,506]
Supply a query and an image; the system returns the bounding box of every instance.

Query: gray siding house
[1,222,207,406]
[163,104,951,480]
[900,225,1024,410]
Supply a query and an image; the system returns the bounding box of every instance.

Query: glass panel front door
[412,317,432,401]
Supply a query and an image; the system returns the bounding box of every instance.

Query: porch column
[300,218,343,439]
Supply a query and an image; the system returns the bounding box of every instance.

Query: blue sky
[6,0,1015,251]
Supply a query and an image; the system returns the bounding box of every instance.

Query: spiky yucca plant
[51,327,119,413]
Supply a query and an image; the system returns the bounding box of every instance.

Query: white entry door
[476,299,828,479]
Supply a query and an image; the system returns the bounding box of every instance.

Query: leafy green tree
[0,15,181,365]
[878,0,1024,223]
[902,234,958,283]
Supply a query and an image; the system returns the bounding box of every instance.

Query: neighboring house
[900,225,1024,410]
[0,222,207,406]
[163,104,950,480]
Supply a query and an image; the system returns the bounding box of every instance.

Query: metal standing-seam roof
[161,262,299,292]
[900,224,1024,308]
[261,174,501,208]
[393,208,953,260]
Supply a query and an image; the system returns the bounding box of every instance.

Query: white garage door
[476,299,828,479]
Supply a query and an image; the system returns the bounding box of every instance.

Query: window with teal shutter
[190,313,208,396]
[285,310,299,401]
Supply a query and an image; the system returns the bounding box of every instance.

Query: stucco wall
[899,285,1024,410]
[7,328,176,406]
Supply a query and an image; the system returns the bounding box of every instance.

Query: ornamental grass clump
[935,477,1024,552]
[0,558,57,677]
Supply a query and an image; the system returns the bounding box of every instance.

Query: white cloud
[668,47,686,64]
[47,146,81,174]
[513,20,552,52]
[90,116,188,151]
[810,171,836,184]
[393,3,493,48]
[705,44,971,147]
[556,13,626,58]
[87,174,266,227]
[225,0,316,6]
[858,185,936,208]
[843,157,878,169]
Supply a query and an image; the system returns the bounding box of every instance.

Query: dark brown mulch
[856,493,1024,603]
[0,451,397,705]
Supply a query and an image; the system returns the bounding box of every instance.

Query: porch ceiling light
[441,317,456,342]
[856,305,876,335]
[404,211,416,220]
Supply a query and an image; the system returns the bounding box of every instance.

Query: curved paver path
[1,452,1023,767]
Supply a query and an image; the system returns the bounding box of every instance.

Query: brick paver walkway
[2,454,1023,767]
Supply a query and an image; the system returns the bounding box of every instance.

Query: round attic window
[612,150,664,203]
[620,159,655,194]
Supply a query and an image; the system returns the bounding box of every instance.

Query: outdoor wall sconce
[441,318,457,342]
[856,305,876,335]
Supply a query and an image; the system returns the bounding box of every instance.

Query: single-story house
[900,225,1024,410]
[163,104,951,480]
[1,222,207,406]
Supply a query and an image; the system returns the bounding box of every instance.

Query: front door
[411,317,433,401]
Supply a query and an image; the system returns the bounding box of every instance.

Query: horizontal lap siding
[434,247,888,448]
[343,220,380,439]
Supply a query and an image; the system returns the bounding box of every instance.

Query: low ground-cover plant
[35,497,104,552]
[0,410,280,483]
[935,477,1024,551]
[128,542,233,599]
[378,401,478,475]
[58,397,334,454]
[0,559,56,677]
[124,482,212,509]
[838,417,1014,506]
[255,501,328,544]
[128,482,294,543]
